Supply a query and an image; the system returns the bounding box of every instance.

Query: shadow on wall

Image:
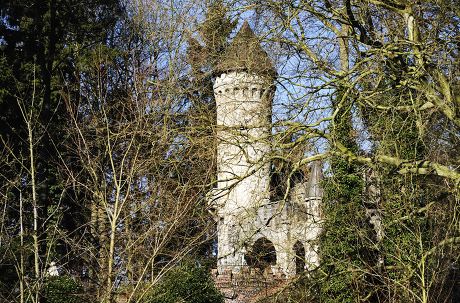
[294,241,305,274]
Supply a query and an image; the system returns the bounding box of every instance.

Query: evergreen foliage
[0,0,123,282]
[44,276,85,303]
[193,0,237,71]
[318,87,373,301]
[141,261,223,303]
[184,0,237,196]
[0,1,459,302]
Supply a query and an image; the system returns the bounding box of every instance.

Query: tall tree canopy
[0,1,459,302]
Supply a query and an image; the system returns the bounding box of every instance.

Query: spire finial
[241,20,250,31]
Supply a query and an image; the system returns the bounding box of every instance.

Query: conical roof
[216,21,276,78]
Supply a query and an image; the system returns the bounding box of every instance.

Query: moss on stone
[216,21,276,78]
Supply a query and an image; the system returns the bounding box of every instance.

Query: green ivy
[316,87,377,302]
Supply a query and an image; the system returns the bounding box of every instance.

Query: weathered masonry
[207,21,323,301]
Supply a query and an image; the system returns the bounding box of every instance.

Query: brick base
[212,267,290,303]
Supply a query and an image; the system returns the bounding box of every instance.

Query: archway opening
[245,237,276,271]
[294,241,305,274]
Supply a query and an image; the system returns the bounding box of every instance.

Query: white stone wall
[211,71,322,278]
[213,71,273,273]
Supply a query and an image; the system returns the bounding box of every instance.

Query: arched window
[245,237,277,271]
[294,241,305,274]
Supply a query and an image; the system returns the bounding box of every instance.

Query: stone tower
[209,22,322,288]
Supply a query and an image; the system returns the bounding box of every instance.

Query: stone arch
[244,237,277,271]
[293,240,305,274]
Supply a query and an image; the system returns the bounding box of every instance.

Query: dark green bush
[142,262,223,303]
[44,275,85,303]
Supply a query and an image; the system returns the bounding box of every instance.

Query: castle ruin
[208,21,323,302]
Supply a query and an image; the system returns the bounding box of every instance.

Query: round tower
[211,21,276,273]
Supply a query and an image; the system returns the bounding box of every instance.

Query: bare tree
[227,0,460,301]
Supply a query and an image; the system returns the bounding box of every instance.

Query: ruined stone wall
[212,267,290,303]
[211,71,274,274]
[209,24,323,302]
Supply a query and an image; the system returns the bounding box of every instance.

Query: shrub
[142,262,223,303]
[44,275,85,303]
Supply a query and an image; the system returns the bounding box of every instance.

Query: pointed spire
[216,21,276,77]
[237,20,253,39]
[308,161,323,198]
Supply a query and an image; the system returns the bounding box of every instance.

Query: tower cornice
[213,71,274,98]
